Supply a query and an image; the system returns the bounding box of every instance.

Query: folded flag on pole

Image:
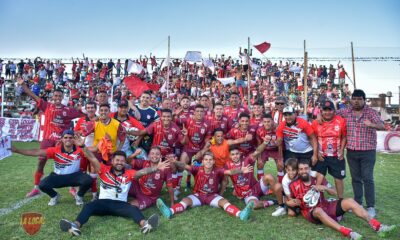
[254,42,271,54]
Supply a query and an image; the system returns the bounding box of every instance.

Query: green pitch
[0,142,398,239]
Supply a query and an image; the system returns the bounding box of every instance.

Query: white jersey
[282,170,317,196]
[98,164,136,202]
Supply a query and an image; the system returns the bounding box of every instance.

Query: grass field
[0,142,399,240]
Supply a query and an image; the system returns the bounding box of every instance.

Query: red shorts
[128,181,157,210]
[243,180,269,204]
[188,193,223,208]
[260,150,280,163]
[303,200,343,224]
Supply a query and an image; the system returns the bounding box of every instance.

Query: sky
[0,0,399,95]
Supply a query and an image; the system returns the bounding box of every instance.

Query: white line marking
[0,194,43,217]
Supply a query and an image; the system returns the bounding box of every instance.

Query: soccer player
[174,96,193,128]
[226,112,257,158]
[250,101,264,126]
[11,130,92,206]
[59,144,169,236]
[129,90,159,128]
[256,113,284,182]
[312,101,347,199]
[129,147,174,209]
[16,77,82,198]
[288,160,396,239]
[129,109,183,157]
[224,92,249,125]
[156,152,254,221]
[206,102,233,135]
[226,146,286,216]
[276,106,318,165]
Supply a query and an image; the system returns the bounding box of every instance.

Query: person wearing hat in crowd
[276,106,318,165]
[311,101,347,200]
[271,96,287,125]
[10,130,92,206]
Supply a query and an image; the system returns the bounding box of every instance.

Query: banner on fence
[0,118,39,142]
[0,135,11,160]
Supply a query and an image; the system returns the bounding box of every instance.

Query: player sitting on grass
[156,152,254,221]
[59,137,169,236]
[288,159,396,239]
[226,144,286,217]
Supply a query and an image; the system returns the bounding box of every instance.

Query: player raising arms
[156,152,254,221]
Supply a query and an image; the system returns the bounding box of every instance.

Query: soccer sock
[368,218,381,231]
[170,201,187,214]
[223,203,240,217]
[90,173,98,193]
[339,226,352,237]
[34,171,44,186]
[257,170,264,180]
[277,171,284,183]
[171,173,178,188]
[262,200,275,208]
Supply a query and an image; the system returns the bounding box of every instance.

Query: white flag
[217,77,235,86]
[127,60,144,74]
[203,58,215,72]
[184,51,202,63]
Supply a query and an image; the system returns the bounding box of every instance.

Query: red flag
[124,75,150,97]
[254,42,271,54]
[147,83,160,92]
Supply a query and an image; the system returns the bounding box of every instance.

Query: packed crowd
[2,51,397,239]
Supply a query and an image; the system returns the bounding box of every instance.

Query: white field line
[0,194,43,217]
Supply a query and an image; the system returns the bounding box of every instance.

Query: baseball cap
[283,106,295,114]
[62,129,74,137]
[322,101,335,110]
[118,100,129,107]
[275,96,287,103]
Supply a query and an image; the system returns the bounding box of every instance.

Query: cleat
[366,207,376,218]
[272,206,287,217]
[60,219,81,236]
[377,224,396,238]
[239,201,254,221]
[69,187,77,198]
[349,231,363,240]
[26,188,40,198]
[75,195,84,206]
[156,198,172,219]
[48,194,60,206]
[141,214,159,234]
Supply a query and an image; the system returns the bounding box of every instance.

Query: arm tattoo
[135,166,157,179]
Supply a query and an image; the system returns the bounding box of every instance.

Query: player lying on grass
[59,137,170,236]
[288,160,396,239]
[128,146,175,209]
[11,130,92,206]
[156,152,254,221]
[225,143,286,217]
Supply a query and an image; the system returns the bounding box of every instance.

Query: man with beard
[288,160,396,239]
[337,89,385,218]
[226,113,257,158]
[174,96,193,128]
[17,77,82,198]
[206,102,233,135]
[276,106,318,165]
[60,145,169,236]
[129,147,174,209]
[312,101,347,200]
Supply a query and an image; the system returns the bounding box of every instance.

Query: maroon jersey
[250,117,262,127]
[290,176,329,217]
[175,109,193,128]
[227,127,257,156]
[224,156,257,198]
[131,159,173,198]
[183,118,212,153]
[146,120,183,156]
[256,127,279,151]
[205,114,233,135]
[223,106,249,123]
[190,166,224,195]
[38,99,81,141]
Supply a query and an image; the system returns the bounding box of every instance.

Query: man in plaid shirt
[337,89,384,218]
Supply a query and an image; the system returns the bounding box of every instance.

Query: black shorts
[313,156,346,180]
[243,64,249,72]
[284,150,313,165]
[310,199,345,224]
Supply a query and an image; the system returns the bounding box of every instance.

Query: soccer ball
[127,127,139,141]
